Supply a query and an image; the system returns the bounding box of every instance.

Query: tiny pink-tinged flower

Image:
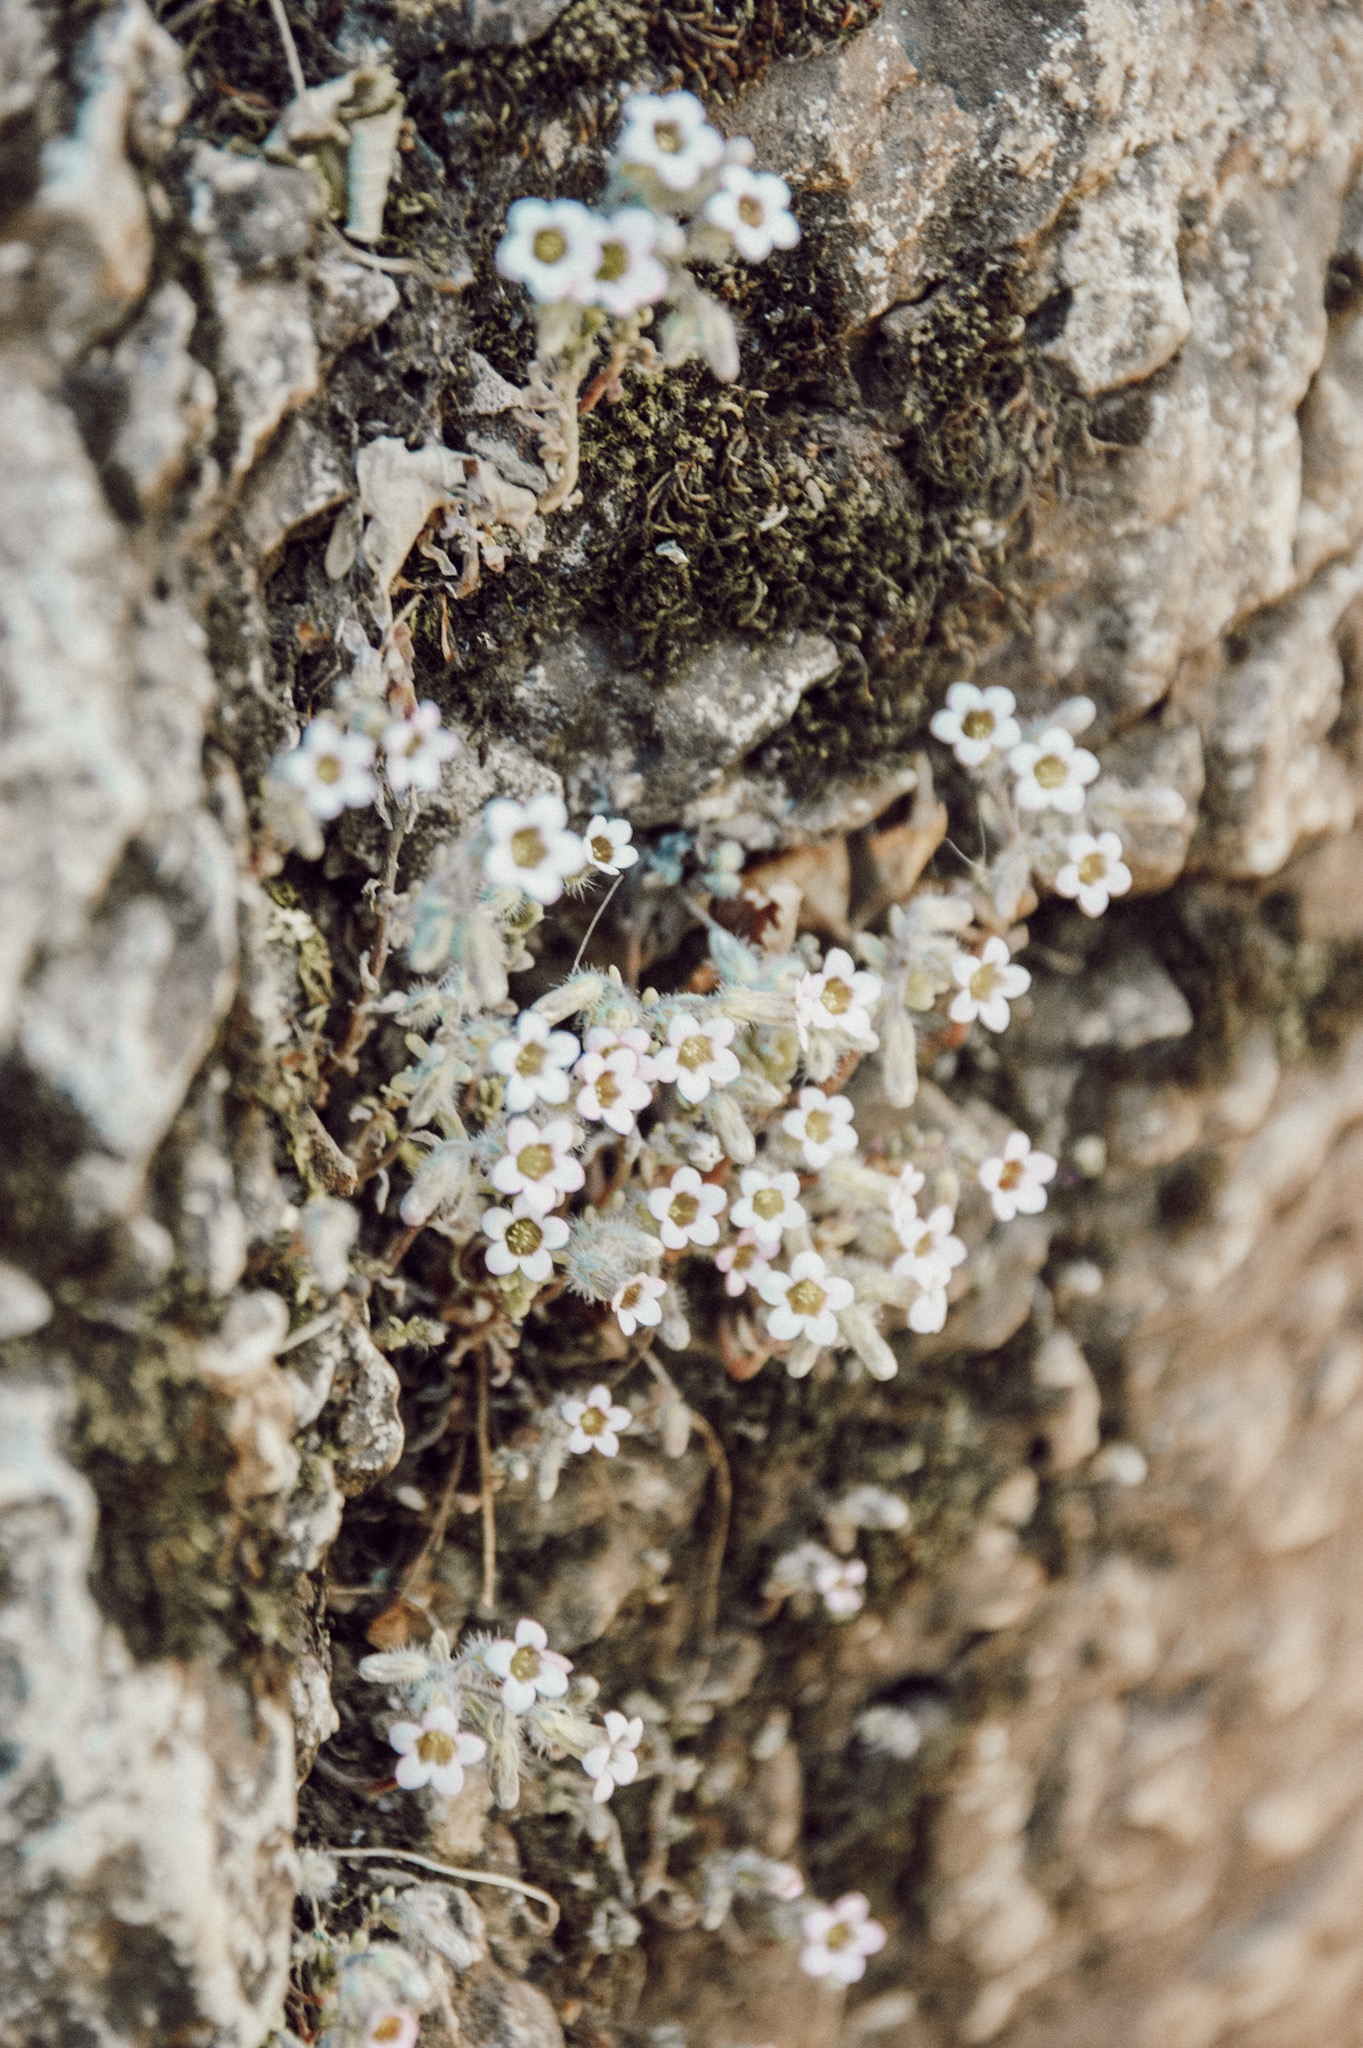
[730,1166,806,1251]
[483,1618,572,1714]
[647,1164,727,1250]
[652,1012,740,1104]
[715,1229,773,1299]
[948,935,1030,1033]
[489,1011,580,1113]
[575,1045,653,1135]
[388,1704,487,1796]
[562,1384,633,1457]
[612,1271,666,1336]
[490,1116,584,1214]
[781,1087,857,1170]
[382,700,459,795]
[799,1892,887,1983]
[793,948,881,1050]
[581,1709,644,1802]
[979,1130,1057,1222]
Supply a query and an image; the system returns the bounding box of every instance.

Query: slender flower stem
[572,871,624,974]
[324,1847,559,1932]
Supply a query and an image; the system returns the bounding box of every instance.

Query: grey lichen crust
[6,1,1363,2047]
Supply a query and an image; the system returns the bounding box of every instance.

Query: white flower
[575,1046,653,1135]
[585,209,669,317]
[582,814,639,876]
[483,1198,570,1283]
[948,935,1031,1033]
[1055,829,1132,917]
[888,1163,926,1242]
[907,1283,949,1335]
[581,1709,644,1804]
[491,1115,584,1214]
[388,1704,487,1796]
[611,1270,666,1335]
[729,1166,806,1251]
[1009,726,1099,814]
[561,1383,632,1457]
[584,1021,655,1066]
[929,681,1021,768]
[893,1202,966,1290]
[382,701,459,795]
[979,1130,1057,1221]
[483,1618,572,1714]
[496,195,601,303]
[813,1554,868,1618]
[483,793,585,905]
[715,1229,773,1298]
[647,1164,727,1250]
[364,2008,420,2048]
[759,1249,855,1347]
[799,1894,888,1984]
[616,89,724,193]
[652,1012,741,1104]
[703,163,800,261]
[490,1010,580,1112]
[782,1087,857,1169]
[794,947,882,1050]
[275,715,377,821]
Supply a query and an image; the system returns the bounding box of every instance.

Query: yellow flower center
[1078,851,1107,885]
[752,1187,784,1221]
[517,1142,554,1181]
[804,1110,831,1145]
[732,1242,758,1272]
[509,1645,542,1682]
[316,755,342,783]
[506,1216,543,1257]
[580,1405,606,1435]
[1034,753,1067,789]
[516,1041,547,1075]
[825,1923,853,1951]
[822,977,853,1016]
[416,1728,457,1766]
[597,239,629,282]
[618,1282,642,1311]
[969,961,1000,999]
[738,195,764,227]
[373,2018,406,2043]
[511,826,548,868]
[669,1191,700,1229]
[533,227,567,264]
[654,119,683,153]
[998,1159,1024,1191]
[595,1070,622,1107]
[961,708,994,740]
[590,833,614,862]
[788,1278,826,1317]
[677,1033,712,1071]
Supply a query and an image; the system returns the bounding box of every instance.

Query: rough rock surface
[5,0,1363,2045]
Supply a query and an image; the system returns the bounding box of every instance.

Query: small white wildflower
[612,1270,666,1335]
[616,89,724,193]
[907,1283,948,1334]
[275,715,377,820]
[581,1710,644,1804]
[893,1203,966,1292]
[948,936,1031,1033]
[799,1893,887,1984]
[582,814,639,876]
[1009,726,1099,814]
[888,1163,926,1242]
[714,1229,773,1298]
[647,1164,727,1250]
[782,1086,857,1169]
[586,208,669,316]
[813,1554,868,1618]
[652,1012,741,1104]
[794,947,881,1051]
[703,163,800,261]
[496,195,600,303]
[483,1198,570,1282]
[929,681,1021,768]
[979,1130,1057,1221]
[364,2009,420,2048]
[490,1115,584,1214]
[489,1010,580,1112]
[584,1021,657,1067]
[561,1383,632,1457]
[483,793,585,905]
[729,1165,806,1251]
[1055,829,1132,917]
[483,1618,572,1714]
[759,1249,855,1347]
[389,1704,487,1796]
[575,1046,653,1135]
[382,701,459,795]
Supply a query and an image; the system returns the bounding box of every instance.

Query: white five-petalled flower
[490,1011,580,1112]
[948,936,1031,1033]
[703,163,800,262]
[561,1383,632,1457]
[1055,829,1132,917]
[382,701,460,794]
[652,1012,741,1104]
[388,1703,487,1796]
[482,1198,569,1283]
[483,793,585,904]
[496,196,601,303]
[799,1893,888,1984]
[276,715,377,821]
[714,1230,773,1298]
[794,947,881,1051]
[929,681,1022,768]
[647,1164,727,1250]
[484,1618,572,1714]
[759,1249,855,1348]
[617,89,724,193]
[581,1709,644,1803]
[611,1271,666,1336]
[782,1087,857,1170]
[582,814,639,876]
[575,1045,653,1135]
[893,1202,967,1291]
[586,209,669,317]
[730,1166,807,1251]
[814,1554,868,1619]
[491,1116,584,1214]
[1009,726,1099,815]
[979,1130,1057,1221]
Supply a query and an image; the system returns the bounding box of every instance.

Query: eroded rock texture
[5,0,1363,2045]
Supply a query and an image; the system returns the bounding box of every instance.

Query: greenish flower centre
[961,708,994,740]
[595,1070,622,1107]
[516,1041,547,1075]
[316,755,342,783]
[417,1728,457,1765]
[511,827,548,868]
[1077,851,1107,885]
[969,961,1000,999]
[506,1216,543,1257]
[822,976,853,1015]
[654,120,683,153]
[804,1110,831,1145]
[787,1278,826,1317]
[738,195,763,227]
[1034,754,1067,789]
[677,1033,712,1071]
[590,833,614,862]
[669,1191,700,1229]
[580,1405,607,1435]
[597,239,629,282]
[517,1143,554,1180]
[533,227,567,264]
[752,1188,784,1221]
[510,1645,542,1682]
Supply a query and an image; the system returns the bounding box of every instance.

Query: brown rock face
[5,0,1363,2045]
